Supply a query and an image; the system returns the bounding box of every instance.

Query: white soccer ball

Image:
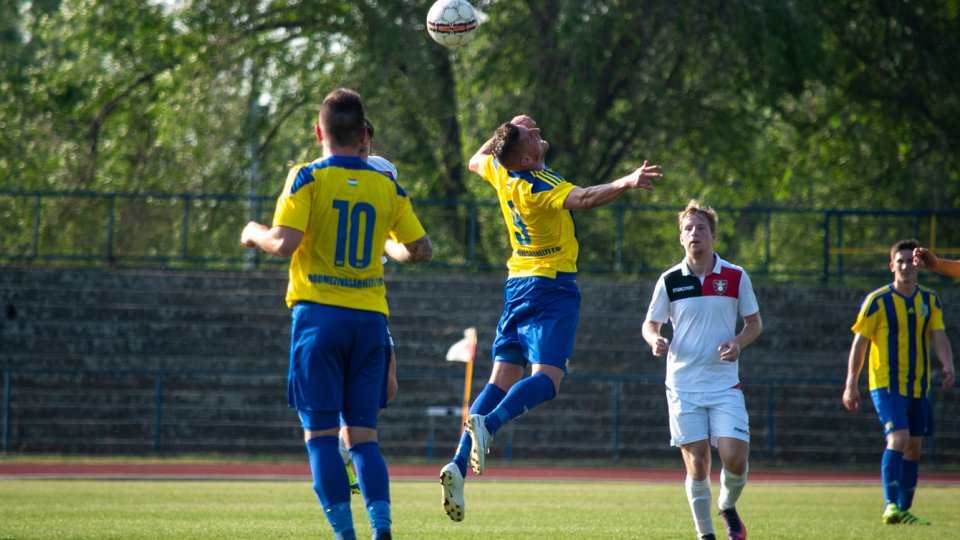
[426,0,479,48]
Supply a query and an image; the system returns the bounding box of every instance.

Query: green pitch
[0,479,955,539]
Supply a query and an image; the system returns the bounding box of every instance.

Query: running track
[2,463,959,485]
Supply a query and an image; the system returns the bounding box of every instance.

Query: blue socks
[899,459,919,511]
[451,374,558,477]
[350,441,391,534]
[306,436,354,537]
[485,373,556,435]
[453,383,506,476]
[881,448,903,506]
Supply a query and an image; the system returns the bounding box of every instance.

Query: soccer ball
[426,0,479,48]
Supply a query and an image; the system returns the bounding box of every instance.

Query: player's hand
[626,160,662,191]
[241,221,267,248]
[842,385,860,412]
[651,336,669,357]
[718,339,740,361]
[509,115,536,128]
[942,363,956,390]
[913,247,938,270]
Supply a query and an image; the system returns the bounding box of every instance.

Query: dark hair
[891,239,920,259]
[319,88,365,147]
[364,116,375,137]
[490,122,523,170]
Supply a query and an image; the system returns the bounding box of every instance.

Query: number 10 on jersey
[332,199,377,269]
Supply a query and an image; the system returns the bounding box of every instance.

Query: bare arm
[384,235,433,264]
[642,320,670,357]
[914,247,960,278]
[932,329,955,389]
[240,222,303,257]
[562,161,662,210]
[843,333,870,412]
[717,312,763,361]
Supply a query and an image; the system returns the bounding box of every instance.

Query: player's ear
[314,123,323,144]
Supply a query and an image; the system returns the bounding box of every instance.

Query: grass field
[0,478,956,539]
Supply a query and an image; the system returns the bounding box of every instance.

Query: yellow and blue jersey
[477,155,578,278]
[272,155,426,315]
[852,283,945,398]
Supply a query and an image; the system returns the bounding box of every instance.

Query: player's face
[891,249,917,285]
[359,131,373,162]
[516,125,549,166]
[680,214,715,256]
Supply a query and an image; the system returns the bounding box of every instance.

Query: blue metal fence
[2,190,959,281]
[1,365,952,463]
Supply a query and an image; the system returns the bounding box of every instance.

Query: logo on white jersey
[713,280,728,294]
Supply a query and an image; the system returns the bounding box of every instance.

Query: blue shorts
[288,302,387,430]
[870,388,933,437]
[492,274,581,373]
[379,326,394,410]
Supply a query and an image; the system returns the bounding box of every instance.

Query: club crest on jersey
[347,178,358,187]
[921,303,930,318]
[713,279,728,294]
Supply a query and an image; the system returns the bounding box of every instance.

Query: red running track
[2,462,959,485]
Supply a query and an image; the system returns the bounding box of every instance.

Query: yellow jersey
[852,283,945,398]
[272,155,426,314]
[478,155,578,278]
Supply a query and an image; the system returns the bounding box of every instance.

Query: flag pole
[460,328,477,429]
[446,328,478,431]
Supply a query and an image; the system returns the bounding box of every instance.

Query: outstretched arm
[241,222,303,257]
[562,161,662,210]
[914,247,960,278]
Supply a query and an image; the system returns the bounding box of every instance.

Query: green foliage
[1,0,959,270]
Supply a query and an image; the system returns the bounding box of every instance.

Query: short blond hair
[677,199,717,234]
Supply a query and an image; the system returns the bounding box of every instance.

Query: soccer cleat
[339,437,361,495]
[719,507,747,539]
[700,534,717,540]
[881,502,901,524]
[464,414,491,476]
[899,510,931,525]
[371,529,393,540]
[440,462,465,522]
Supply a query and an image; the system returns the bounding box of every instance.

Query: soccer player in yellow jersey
[241,88,432,540]
[844,239,955,527]
[440,114,662,522]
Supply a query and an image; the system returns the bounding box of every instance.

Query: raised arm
[562,161,662,210]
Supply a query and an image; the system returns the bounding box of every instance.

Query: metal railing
[2,365,955,464]
[2,190,960,282]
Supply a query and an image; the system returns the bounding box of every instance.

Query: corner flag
[446,328,477,428]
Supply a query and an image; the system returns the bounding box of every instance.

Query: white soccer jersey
[645,254,760,392]
[367,155,398,180]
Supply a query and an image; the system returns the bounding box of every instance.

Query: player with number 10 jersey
[273,156,425,315]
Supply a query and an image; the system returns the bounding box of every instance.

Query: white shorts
[666,386,750,447]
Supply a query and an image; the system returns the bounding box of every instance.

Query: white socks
[685,476,714,536]
[718,464,748,510]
